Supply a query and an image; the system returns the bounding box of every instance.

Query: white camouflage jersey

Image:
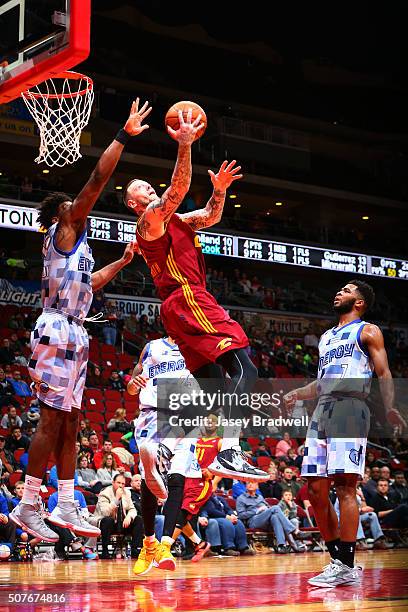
[317,318,373,395]
[139,337,191,409]
[41,223,94,319]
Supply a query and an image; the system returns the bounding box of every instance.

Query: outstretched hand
[208,160,243,192]
[122,242,136,265]
[124,98,152,136]
[167,108,205,145]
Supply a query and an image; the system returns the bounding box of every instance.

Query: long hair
[37,192,71,230]
[102,453,117,470]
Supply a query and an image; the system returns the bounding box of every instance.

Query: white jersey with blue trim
[139,338,191,410]
[317,318,373,394]
[41,223,94,320]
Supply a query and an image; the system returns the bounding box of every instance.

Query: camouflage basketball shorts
[301,396,370,478]
[28,310,89,412]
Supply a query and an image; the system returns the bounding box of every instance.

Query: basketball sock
[162,473,185,538]
[141,480,158,537]
[21,475,42,506]
[325,538,340,560]
[161,535,174,546]
[338,541,356,568]
[58,479,74,505]
[190,532,202,545]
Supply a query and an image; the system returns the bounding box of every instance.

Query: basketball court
[1,551,407,611]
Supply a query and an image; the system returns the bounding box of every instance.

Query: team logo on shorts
[349,445,363,466]
[216,337,233,351]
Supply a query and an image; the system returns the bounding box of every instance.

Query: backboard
[0,0,90,104]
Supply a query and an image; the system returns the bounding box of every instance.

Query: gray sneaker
[139,441,172,499]
[308,559,362,587]
[9,502,59,543]
[48,501,101,537]
[208,448,269,482]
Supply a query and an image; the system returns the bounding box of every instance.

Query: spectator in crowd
[87,474,142,559]
[129,473,142,515]
[76,455,104,494]
[258,358,273,378]
[232,479,259,499]
[150,315,165,336]
[1,405,22,430]
[275,432,295,457]
[371,479,408,528]
[253,442,271,460]
[8,315,21,331]
[280,467,301,497]
[78,419,93,440]
[200,493,254,556]
[5,427,30,454]
[0,369,19,408]
[108,370,126,392]
[391,471,408,503]
[286,448,298,467]
[362,465,382,503]
[6,371,31,397]
[107,408,131,433]
[259,464,283,500]
[88,432,101,457]
[380,465,392,483]
[0,339,15,365]
[0,434,16,479]
[93,439,124,471]
[86,364,104,389]
[102,300,120,346]
[124,313,139,336]
[138,315,150,335]
[365,451,377,468]
[20,405,40,431]
[294,446,304,470]
[8,334,23,354]
[96,454,120,486]
[278,491,304,536]
[79,437,92,462]
[236,481,306,553]
[334,484,392,550]
[46,490,97,560]
[0,489,16,559]
[303,326,319,349]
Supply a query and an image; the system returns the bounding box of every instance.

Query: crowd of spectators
[0,303,407,561]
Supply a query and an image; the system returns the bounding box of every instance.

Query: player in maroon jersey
[124,108,267,494]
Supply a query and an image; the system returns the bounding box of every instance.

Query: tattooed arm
[180,160,243,231]
[138,108,205,241]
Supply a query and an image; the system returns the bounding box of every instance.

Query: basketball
[165,101,207,141]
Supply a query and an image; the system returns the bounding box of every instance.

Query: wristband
[115,128,131,145]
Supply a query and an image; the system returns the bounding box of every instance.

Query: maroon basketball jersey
[136,214,206,301]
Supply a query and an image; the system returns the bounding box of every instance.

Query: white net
[21,72,94,167]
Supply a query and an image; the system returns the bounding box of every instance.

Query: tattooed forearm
[149,145,192,222]
[181,188,226,231]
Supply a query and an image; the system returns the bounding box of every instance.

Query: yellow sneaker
[154,541,176,571]
[132,537,159,575]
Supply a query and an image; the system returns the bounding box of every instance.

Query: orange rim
[23,71,93,100]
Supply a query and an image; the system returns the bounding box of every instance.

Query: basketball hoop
[21,71,94,167]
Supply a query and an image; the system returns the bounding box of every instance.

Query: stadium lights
[42,169,50,174]
[229,194,237,199]
[159,183,167,187]
[0,172,2,176]
[362,216,369,220]
[234,203,241,208]
[115,186,123,190]
[275,201,283,206]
